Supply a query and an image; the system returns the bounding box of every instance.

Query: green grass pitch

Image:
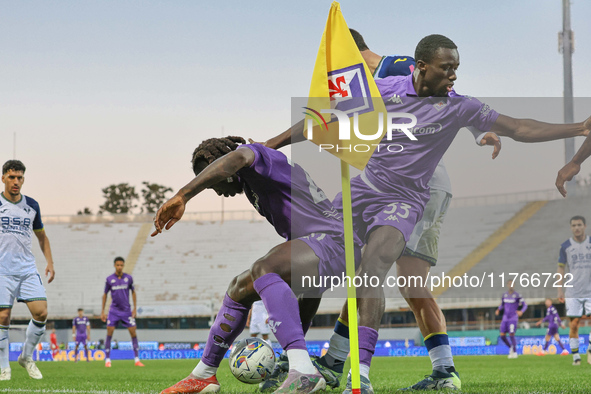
[1,354,589,393]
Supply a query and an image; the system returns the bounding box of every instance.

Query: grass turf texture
[0,355,589,393]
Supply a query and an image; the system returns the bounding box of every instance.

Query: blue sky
[1,0,590,214]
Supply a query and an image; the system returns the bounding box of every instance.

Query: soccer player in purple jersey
[298,30,502,393]
[535,298,568,356]
[101,257,144,368]
[264,33,590,391]
[72,308,91,362]
[495,280,527,359]
[154,136,360,394]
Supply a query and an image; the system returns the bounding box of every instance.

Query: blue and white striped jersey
[0,193,44,275]
[559,236,591,298]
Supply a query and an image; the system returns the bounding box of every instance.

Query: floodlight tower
[560,0,576,195]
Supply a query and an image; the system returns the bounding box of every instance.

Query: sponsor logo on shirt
[111,285,129,291]
[480,104,492,116]
[408,123,443,135]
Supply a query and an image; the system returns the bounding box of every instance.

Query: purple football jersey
[363,74,499,210]
[73,316,89,337]
[543,305,562,328]
[498,291,527,321]
[104,273,134,313]
[237,144,346,240]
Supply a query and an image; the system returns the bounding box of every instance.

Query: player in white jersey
[557,215,591,366]
[0,160,55,380]
[247,301,272,345]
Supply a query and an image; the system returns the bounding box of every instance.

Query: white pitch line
[0,389,150,394]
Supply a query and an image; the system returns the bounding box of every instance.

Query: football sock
[286,349,316,374]
[192,361,218,379]
[254,274,313,374]
[509,335,517,352]
[23,319,46,358]
[500,335,511,349]
[0,326,9,370]
[131,337,139,359]
[424,332,454,372]
[201,293,249,369]
[326,318,350,365]
[105,335,112,359]
[570,337,579,360]
[557,339,565,350]
[358,326,378,373]
[359,363,370,380]
[544,340,550,351]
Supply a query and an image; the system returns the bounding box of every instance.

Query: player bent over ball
[153,137,361,394]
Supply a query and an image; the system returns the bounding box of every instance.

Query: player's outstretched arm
[264,119,307,150]
[35,229,55,283]
[152,148,256,235]
[490,114,590,142]
[556,128,591,196]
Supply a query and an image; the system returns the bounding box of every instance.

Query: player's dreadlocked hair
[191,136,246,175]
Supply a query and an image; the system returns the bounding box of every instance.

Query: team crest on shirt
[124,277,128,282]
[433,100,448,111]
[111,279,115,283]
[327,63,374,116]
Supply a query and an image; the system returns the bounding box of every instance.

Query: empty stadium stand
[14,190,589,319]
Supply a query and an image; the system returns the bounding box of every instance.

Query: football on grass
[229,337,276,384]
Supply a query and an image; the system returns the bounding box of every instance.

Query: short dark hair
[570,215,586,225]
[78,308,84,312]
[191,136,246,176]
[414,34,457,64]
[349,29,369,51]
[114,256,125,264]
[2,160,26,175]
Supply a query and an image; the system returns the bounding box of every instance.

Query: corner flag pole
[341,159,361,392]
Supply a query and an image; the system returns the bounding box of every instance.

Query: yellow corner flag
[305,2,385,392]
[306,1,386,170]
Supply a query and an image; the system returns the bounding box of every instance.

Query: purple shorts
[75,336,87,346]
[333,175,423,243]
[299,232,362,294]
[107,310,136,328]
[500,319,518,334]
[547,325,559,336]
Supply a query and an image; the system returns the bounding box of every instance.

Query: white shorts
[250,319,270,335]
[0,273,47,308]
[403,189,452,266]
[565,298,591,317]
